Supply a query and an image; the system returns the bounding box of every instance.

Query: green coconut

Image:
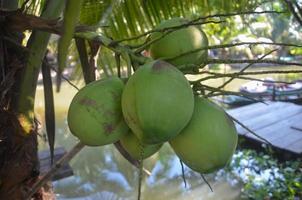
[68,77,128,146]
[149,17,208,69]
[170,97,238,174]
[122,60,194,144]
[119,131,162,160]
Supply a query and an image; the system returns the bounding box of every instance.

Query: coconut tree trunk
[0,0,37,197]
[0,111,40,199]
[0,0,64,199]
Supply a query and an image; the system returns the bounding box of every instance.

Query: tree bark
[0,0,63,199]
[0,111,40,200]
[0,0,40,195]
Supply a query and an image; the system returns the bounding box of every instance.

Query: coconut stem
[115,53,121,77]
[137,142,144,200]
[179,159,187,188]
[200,173,213,192]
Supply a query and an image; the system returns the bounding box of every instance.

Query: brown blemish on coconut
[110,91,120,100]
[79,98,97,107]
[103,123,115,135]
[104,110,115,117]
[152,60,171,72]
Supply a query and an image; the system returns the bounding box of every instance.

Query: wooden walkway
[227,101,302,157]
[39,147,73,181]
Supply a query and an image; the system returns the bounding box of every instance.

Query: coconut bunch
[67,18,238,174]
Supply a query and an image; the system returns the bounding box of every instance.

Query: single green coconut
[170,97,238,174]
[122,60,194,144]
[149,17,208,70]
[119,131,163,160]
[68,77,128,146]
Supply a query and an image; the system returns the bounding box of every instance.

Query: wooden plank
[228,102,302,155]
[243,112,302,143]
[228,102,299,131]
[245,119,302,154]
[272,129,302,153]
[227,102,286,121]
[269,116,302,144]
[39,152,66,171]
[290,122,302,131]
[286,138,302,154]
[240,121,298,142]
[233,104,302,135]
[52,167,74,181]
[227,101,269,116]
[39,147,65,160]
[233,102,300,125]
[38,147,73,181]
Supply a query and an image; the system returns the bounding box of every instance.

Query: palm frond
[19,0,47,15]
[58,0,84,90]
[78,0,265,42]
[70,0,277,79]
[41,57,55,164]
[105,0,264,44]
[80,0,113,25]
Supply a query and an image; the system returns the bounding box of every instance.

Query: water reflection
[52,145,241,200]
[34,66,301,200]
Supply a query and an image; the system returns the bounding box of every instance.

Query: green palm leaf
[77,0,263,45]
